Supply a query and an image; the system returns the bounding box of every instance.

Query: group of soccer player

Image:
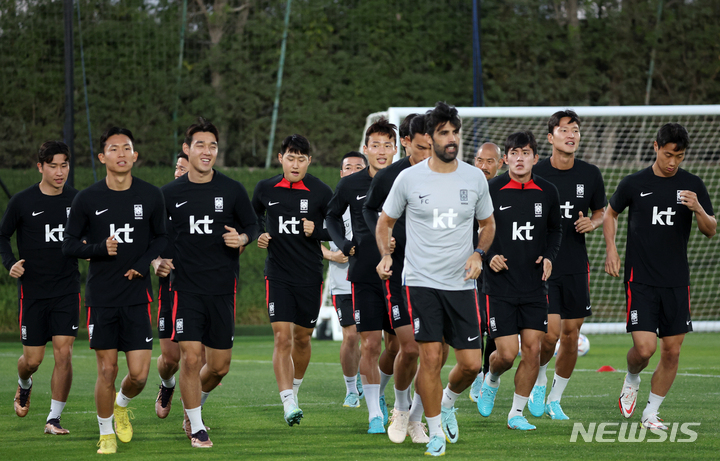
[2,102,715,457]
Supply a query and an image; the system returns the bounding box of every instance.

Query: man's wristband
[474,248,486,260]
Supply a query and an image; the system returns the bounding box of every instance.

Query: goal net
[360,105,720,333]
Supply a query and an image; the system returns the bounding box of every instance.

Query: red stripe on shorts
[626,283,632,323]
[351,283,357,318]
[157,284,163,325]
[265,277,270,310]
[385,280,393,328]
[234,278,238,322]
[404,286,413,322]
[485,294,490,330]
[473,289,481,328]
[18,285,23,330]
[170,292,178,341]
[86,306,92,343]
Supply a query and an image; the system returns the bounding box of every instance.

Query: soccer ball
[553,333,590,357]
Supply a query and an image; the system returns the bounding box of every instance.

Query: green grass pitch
[1,333,719,460]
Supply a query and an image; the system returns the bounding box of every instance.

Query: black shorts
[352,281,392,333]
[625,282,692,338]
[265,278,323,329]
[87,304,153,352]
[19,293,81,346]
[332,293,355,327]
[486,295,548,338]
[172,291,235,349]
[403,286,481,350]
[157,281,174,339]
[547,273,592,319]
[383,277,412,330]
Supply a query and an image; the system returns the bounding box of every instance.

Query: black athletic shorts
[332,293,355,327]
[383,277,412,330]
[477,288,488,337]
[172,291,235,350]
[265,277,323,329]
[547,273,592,319]
[625,282,692,338]
[157,281,174,339]
[486,294,548,338]
[87,303,153,352]
[19,293,81,346]
[352,281,392,334]
[403,286,481,350]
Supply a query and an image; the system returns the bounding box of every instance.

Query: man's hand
[464,252,482,281]
[376,254,393,280]
[679,190,701,212]
[9,259,25,278]
[302,218,315,237]
[605,248,621,277]
[536,256,552,281]
[574,211,594,234]
[106,235,118,256]
[152,257,175,278]
[223,225,246,248]
[124,269,143,280]
[489,255,508,272]
[257,233,271,249]
[329,250,348,264]
[389,237,396,253]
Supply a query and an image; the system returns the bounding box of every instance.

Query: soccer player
[377,102,496,456]
[253,134,333,426]
[161,118,258,448]
[325,151,367,408]
[0,141,79,435]
[469,142,503,403]
[63,127,168,454]
[604,123,715,430]
[326,118,396,434]
[477,131,562,432]
[364,113,433,444]
[527,111,606,420]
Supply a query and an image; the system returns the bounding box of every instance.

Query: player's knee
[98,362,119,383]
[293,334,311,350]
[634,342,656,361]
[660,345,681,365]
[23,356,43,372]
[458,358,482,378]
[54,348,73,369]
[363,340,382,359]
[496,350,516,367]
[542,331,559,349]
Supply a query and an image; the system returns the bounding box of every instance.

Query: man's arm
[363,171,388,237]
[326,181,354,256]
[375,211,397,280]
[466,214,495,281]
[322,244,348,264]
[603,204,621,277]
[679,190,716,238]
[62,197,110,259]
[0,197,19,271]
[129,191,168,278]
[575,208,605,234]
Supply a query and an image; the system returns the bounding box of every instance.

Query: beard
[433,141,459,163]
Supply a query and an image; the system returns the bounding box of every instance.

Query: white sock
[394,386,410,412]
[364,384,382,421]
[280,389,295,412]
[97,415,114,435]
[200,391,210,407]
[508,393,529,421]
[536,362,549,387]
[161,375,176,389]
[426,414,443,438]
[293,378,303,398]
[626,372,641,385]
[408,392,424,422]
[642,392,665,419]
[18,375,32,389]
[441,385,460,409]
[115,390,132,408]
[486,372,501,388]
[47,399,66,421]
[379,370,392,397]
[547,374,569,403]
[344,375,358,395]
[185,406,205,434]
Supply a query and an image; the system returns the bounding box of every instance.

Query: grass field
[2,333,719,460]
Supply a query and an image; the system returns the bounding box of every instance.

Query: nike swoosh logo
[544,320,548,325]
[447,428,456,440]
[95,209,108,215]
[175,201,188,208]
[145,337,153,342]
[640,192,653,197]
[72,325,78,330]
[310,319,317,324]
[32,211,44,216]
[268,201,280,206]
[356,195,366,200]
[419,194,430,199]
[499,206,511,211]
[468,335,479,341]
[586,305,591,310]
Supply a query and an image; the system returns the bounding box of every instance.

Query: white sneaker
[387,409,409,443]
[641,412,668,430]
[407,420,430,443]
[619,375,640,418]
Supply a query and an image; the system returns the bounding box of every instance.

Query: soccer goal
[358,105,720,334]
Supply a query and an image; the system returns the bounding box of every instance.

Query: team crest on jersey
[159,317,165,332]
[89,324,94,339]
[300,199,308,213]
[535,203,543,217]
[21,326,26,340]
[490,317,497,332]
[459,189,468,204]
[215,197,224,212]
[676,190,683,204]
[176,318,184,333]
[630,310,638,325]
[66,207,71,217]
[392,305,401,321]
[576,184,585,198]
[413,317,420,334]
[268,302,275,316]
[134,204,143,220]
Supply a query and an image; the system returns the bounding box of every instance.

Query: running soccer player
[477,131,562,432]
[326,118,396,434]
[377,102,496,456]
[253,134,333,426]
[162,118,258,448]
[604,123,715,430]
[0,141,79,435]
[63,127,168,454]
[469,142,503,403]
[364,113,433,444]
[326,151,367,408]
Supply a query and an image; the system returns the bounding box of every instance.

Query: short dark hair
[548,110,581,134]
[399,114,419,139]
[38,141,70,164]
[341,151,367,167]
[408,114,426,139]
[656,123,690,150]
[504,131,538,156]
[364,118,397,146]
[177,152,188,161]
[425,101,461,137]
[183,117,219,147]
[100,127,135,152]
[280,134,310,156]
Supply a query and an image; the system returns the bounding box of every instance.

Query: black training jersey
[162,170,258,296]
[533,158,607,277]
[326,167,381,284]
[252,174,333,285]
[609,167,713,287]
[364,156,411,253]
[63,178,167,307]
[483,172,562,297]
[0,184,80,299]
